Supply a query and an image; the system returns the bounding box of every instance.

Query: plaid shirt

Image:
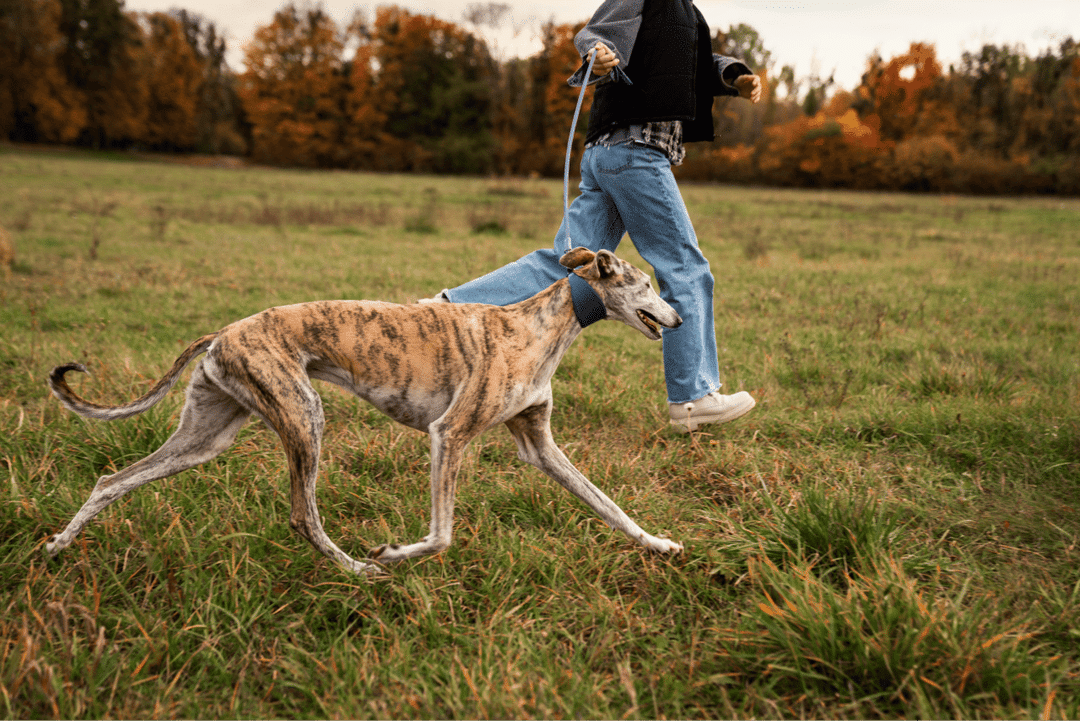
[588,120,686,166]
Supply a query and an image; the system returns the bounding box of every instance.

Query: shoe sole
[669,393,756,433]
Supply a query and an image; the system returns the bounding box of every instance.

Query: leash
[563,48,598,255]
[563,49,607,328]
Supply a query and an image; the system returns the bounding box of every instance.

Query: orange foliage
[858,42,958,141]
[240,3,345,167]
[345,7,453,171]
[345,7,495,172]
[542,24,589,161]
[0,0,87,142]
[91,30,150,147]
[755,107,889,188]
[139,13,203,150]
[509,22,585,177]
[890,135,959,190]
[343,33,388,169]
[747,42,1002,192]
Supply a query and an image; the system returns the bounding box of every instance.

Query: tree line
[2,0,1078,194]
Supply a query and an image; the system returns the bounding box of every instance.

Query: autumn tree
[173,9,247,154]
[946,39,1080,192]
[944,40,1080,164]
[845,43,969,190]
[1027,39,1080,160]
[0,0,87,143]
[240,2,346,167]
[953,43,1028,156]
[347,6,495,173]
[708,24,774,148]
[713,23,772,72]
[138,12,202,150]
[462,2,530,174]
[751,103,889,189]
[506,21,585,176]
[488,56,531,174]
[855,42,956,142]
[57,0,147,148]
[340,10,390,169]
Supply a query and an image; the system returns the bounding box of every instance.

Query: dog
[46,248,684,575]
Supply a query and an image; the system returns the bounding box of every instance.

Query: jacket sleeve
[713,55,754,97]
[566,0,643,87]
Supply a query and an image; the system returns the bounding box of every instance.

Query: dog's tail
[49,333,219,421]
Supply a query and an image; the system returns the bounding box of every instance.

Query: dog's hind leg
[267,382,381,575]
[505,403,683,554]
[46,363,250,558]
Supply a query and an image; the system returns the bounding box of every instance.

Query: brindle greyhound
[46,248,684,575]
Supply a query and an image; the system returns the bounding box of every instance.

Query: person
[423,0,764,432]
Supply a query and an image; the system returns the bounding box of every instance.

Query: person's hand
[588,42,620,77]
[735,74,763,103]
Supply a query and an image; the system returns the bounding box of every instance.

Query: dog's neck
[510,278,589,380]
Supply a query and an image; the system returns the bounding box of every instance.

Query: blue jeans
[445,142,720,405]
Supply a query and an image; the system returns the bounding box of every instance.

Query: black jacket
[567,0,752,145]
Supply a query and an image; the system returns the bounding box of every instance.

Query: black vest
[585,0,717,145]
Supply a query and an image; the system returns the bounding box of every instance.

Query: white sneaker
[669,391,756,432]
[417,290,450,304]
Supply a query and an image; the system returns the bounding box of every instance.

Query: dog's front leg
[368,422,465,564]
[506,405,683,555]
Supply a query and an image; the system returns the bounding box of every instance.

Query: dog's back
[208,296,567,433]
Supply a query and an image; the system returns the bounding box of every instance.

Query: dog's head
[559,248,682,340]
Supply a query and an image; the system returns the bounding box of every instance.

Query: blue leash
[563,49,598,255]
[562,50,606,328]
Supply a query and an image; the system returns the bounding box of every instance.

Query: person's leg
[443,246,560,305]
[445,146,626,305]
[593,143,720,405]
[595,144,754,429]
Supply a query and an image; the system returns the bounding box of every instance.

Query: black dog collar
[568,272,607,328]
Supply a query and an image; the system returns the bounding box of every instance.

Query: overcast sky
[122,0,1079,91]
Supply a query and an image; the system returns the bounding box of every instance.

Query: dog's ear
[595,249,618,278]
[559,247,596,270]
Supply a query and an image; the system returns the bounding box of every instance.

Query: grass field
[1,146,1078,719]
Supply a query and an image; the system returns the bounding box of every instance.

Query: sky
[122,0,1079,91]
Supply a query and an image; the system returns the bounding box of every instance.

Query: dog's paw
[368,543,394,559]
[43,535,63,558]
[368,543,412,563]
[347,558,385,575]
[657,539,684,554]
[641,535,683,554]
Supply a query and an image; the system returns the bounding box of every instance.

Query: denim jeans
[445,141,720,404]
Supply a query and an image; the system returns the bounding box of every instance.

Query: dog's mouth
[637,309,661,338]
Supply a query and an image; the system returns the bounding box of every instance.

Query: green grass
[1,146,1078,718]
